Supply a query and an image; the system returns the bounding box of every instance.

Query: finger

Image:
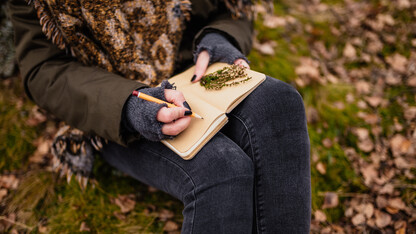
[157,106,189,123]
[161,116,191,136]
[192,50,210,83]
[164,89,187,108]
[234,58,250,69]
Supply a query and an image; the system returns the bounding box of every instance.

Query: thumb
[191,50,210,83]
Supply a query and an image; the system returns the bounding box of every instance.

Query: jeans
[101,76,311,233]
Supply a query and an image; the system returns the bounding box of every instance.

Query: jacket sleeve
[8,0,147,146]
[193,1,253,56]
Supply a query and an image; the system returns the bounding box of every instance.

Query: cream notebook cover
[162,63,266,159]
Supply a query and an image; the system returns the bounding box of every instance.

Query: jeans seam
[228,113,265,234]
[143,147,198,234]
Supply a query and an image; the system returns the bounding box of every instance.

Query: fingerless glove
[194,32,249,65]
[123,80,174,141]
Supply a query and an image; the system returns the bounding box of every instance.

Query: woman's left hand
[191,51,250,83]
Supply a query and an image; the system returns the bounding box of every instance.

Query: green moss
[0,79,39,172]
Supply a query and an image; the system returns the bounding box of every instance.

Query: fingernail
[191,75,196,82]
[183,101,192,110]
[185,110,192,116]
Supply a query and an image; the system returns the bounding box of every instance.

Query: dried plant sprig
[200,65,252,90]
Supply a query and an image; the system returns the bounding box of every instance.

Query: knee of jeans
[257,78,306,120]
[181,140,254,202]
[197,136,254,184]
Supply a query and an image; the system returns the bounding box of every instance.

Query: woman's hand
[124,81,192,141]
[157,89,191,136]
[191,33,250,83]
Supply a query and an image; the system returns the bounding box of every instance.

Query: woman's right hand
[124,80,191,142]
[157,89,191,136]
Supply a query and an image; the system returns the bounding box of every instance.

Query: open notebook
[162,63,266,159]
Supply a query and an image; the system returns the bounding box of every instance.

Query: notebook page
[162,91,224,153]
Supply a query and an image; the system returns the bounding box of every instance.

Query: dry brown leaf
[322,138,332,148]
[306,107,319,124]
[377,14,395,26]
[321,227,331,234]
[26,106,47,127]
[79,222,90,232]
[148,186,158,193]
[163,220,179,232]
[361,113,378,125]
[386,53,408,73]
[326,74,338,83]
[159,209,175,221]
[407,76,416,87]
[253,40,276,55]
[394,117,404,132]
[0,174,19,190]
[314,210,327,222]
[295,58,321,80]
[394,220,407,233]
[365,96,383,108]
[351,213,366,226]
[331,224,345,234]
[394,157,410,169]
[386,206,400,215]
[385,73,401,86]
[360,164,378,185]
[364,203,375,219]
[345,207,354,217]
[113,211,126,221]
[322,192,339,209]
[343,43,356,59]
[366,218,377,228]
[397,0,410,9]
[404,106,416,121]
[355,81,371,94]
[387,197,406,211]
[357,100,368,109]
[375,210,391,228]
[316,162,326,175]
[354,128,369,140]
[379,183,394,195]
[114,194,136,213]
[367,39,383,54]
[0,189,7,202]
[29,140,51,164]
[389,134,411,156]
[376,196,388,210]
[38,224,48,233]
[263,15,287,28]
[357,138,374,153]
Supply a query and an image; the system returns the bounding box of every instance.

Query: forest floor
[1,0,415,233]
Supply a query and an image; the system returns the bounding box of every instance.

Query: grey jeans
[102,76,311,233]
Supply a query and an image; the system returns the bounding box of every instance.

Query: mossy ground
[1,0,415,233]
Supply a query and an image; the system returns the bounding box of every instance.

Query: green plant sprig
[200,65,252,90]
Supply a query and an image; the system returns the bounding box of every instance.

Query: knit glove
[193,32,249,65]
[123,80,174,141]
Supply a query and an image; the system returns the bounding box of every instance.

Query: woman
[9,0,311,232]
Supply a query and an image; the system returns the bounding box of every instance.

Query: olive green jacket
[8,0,253,145]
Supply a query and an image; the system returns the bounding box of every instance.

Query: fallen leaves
[291,0,416,232]
[343,43,357,59]
[0,174,19,190]
[389,134,411,157]
[321,192,339,209]
[314,210,327,223]
[114,194,136,214]
[386,53,408,74]
[374,210,391,228]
